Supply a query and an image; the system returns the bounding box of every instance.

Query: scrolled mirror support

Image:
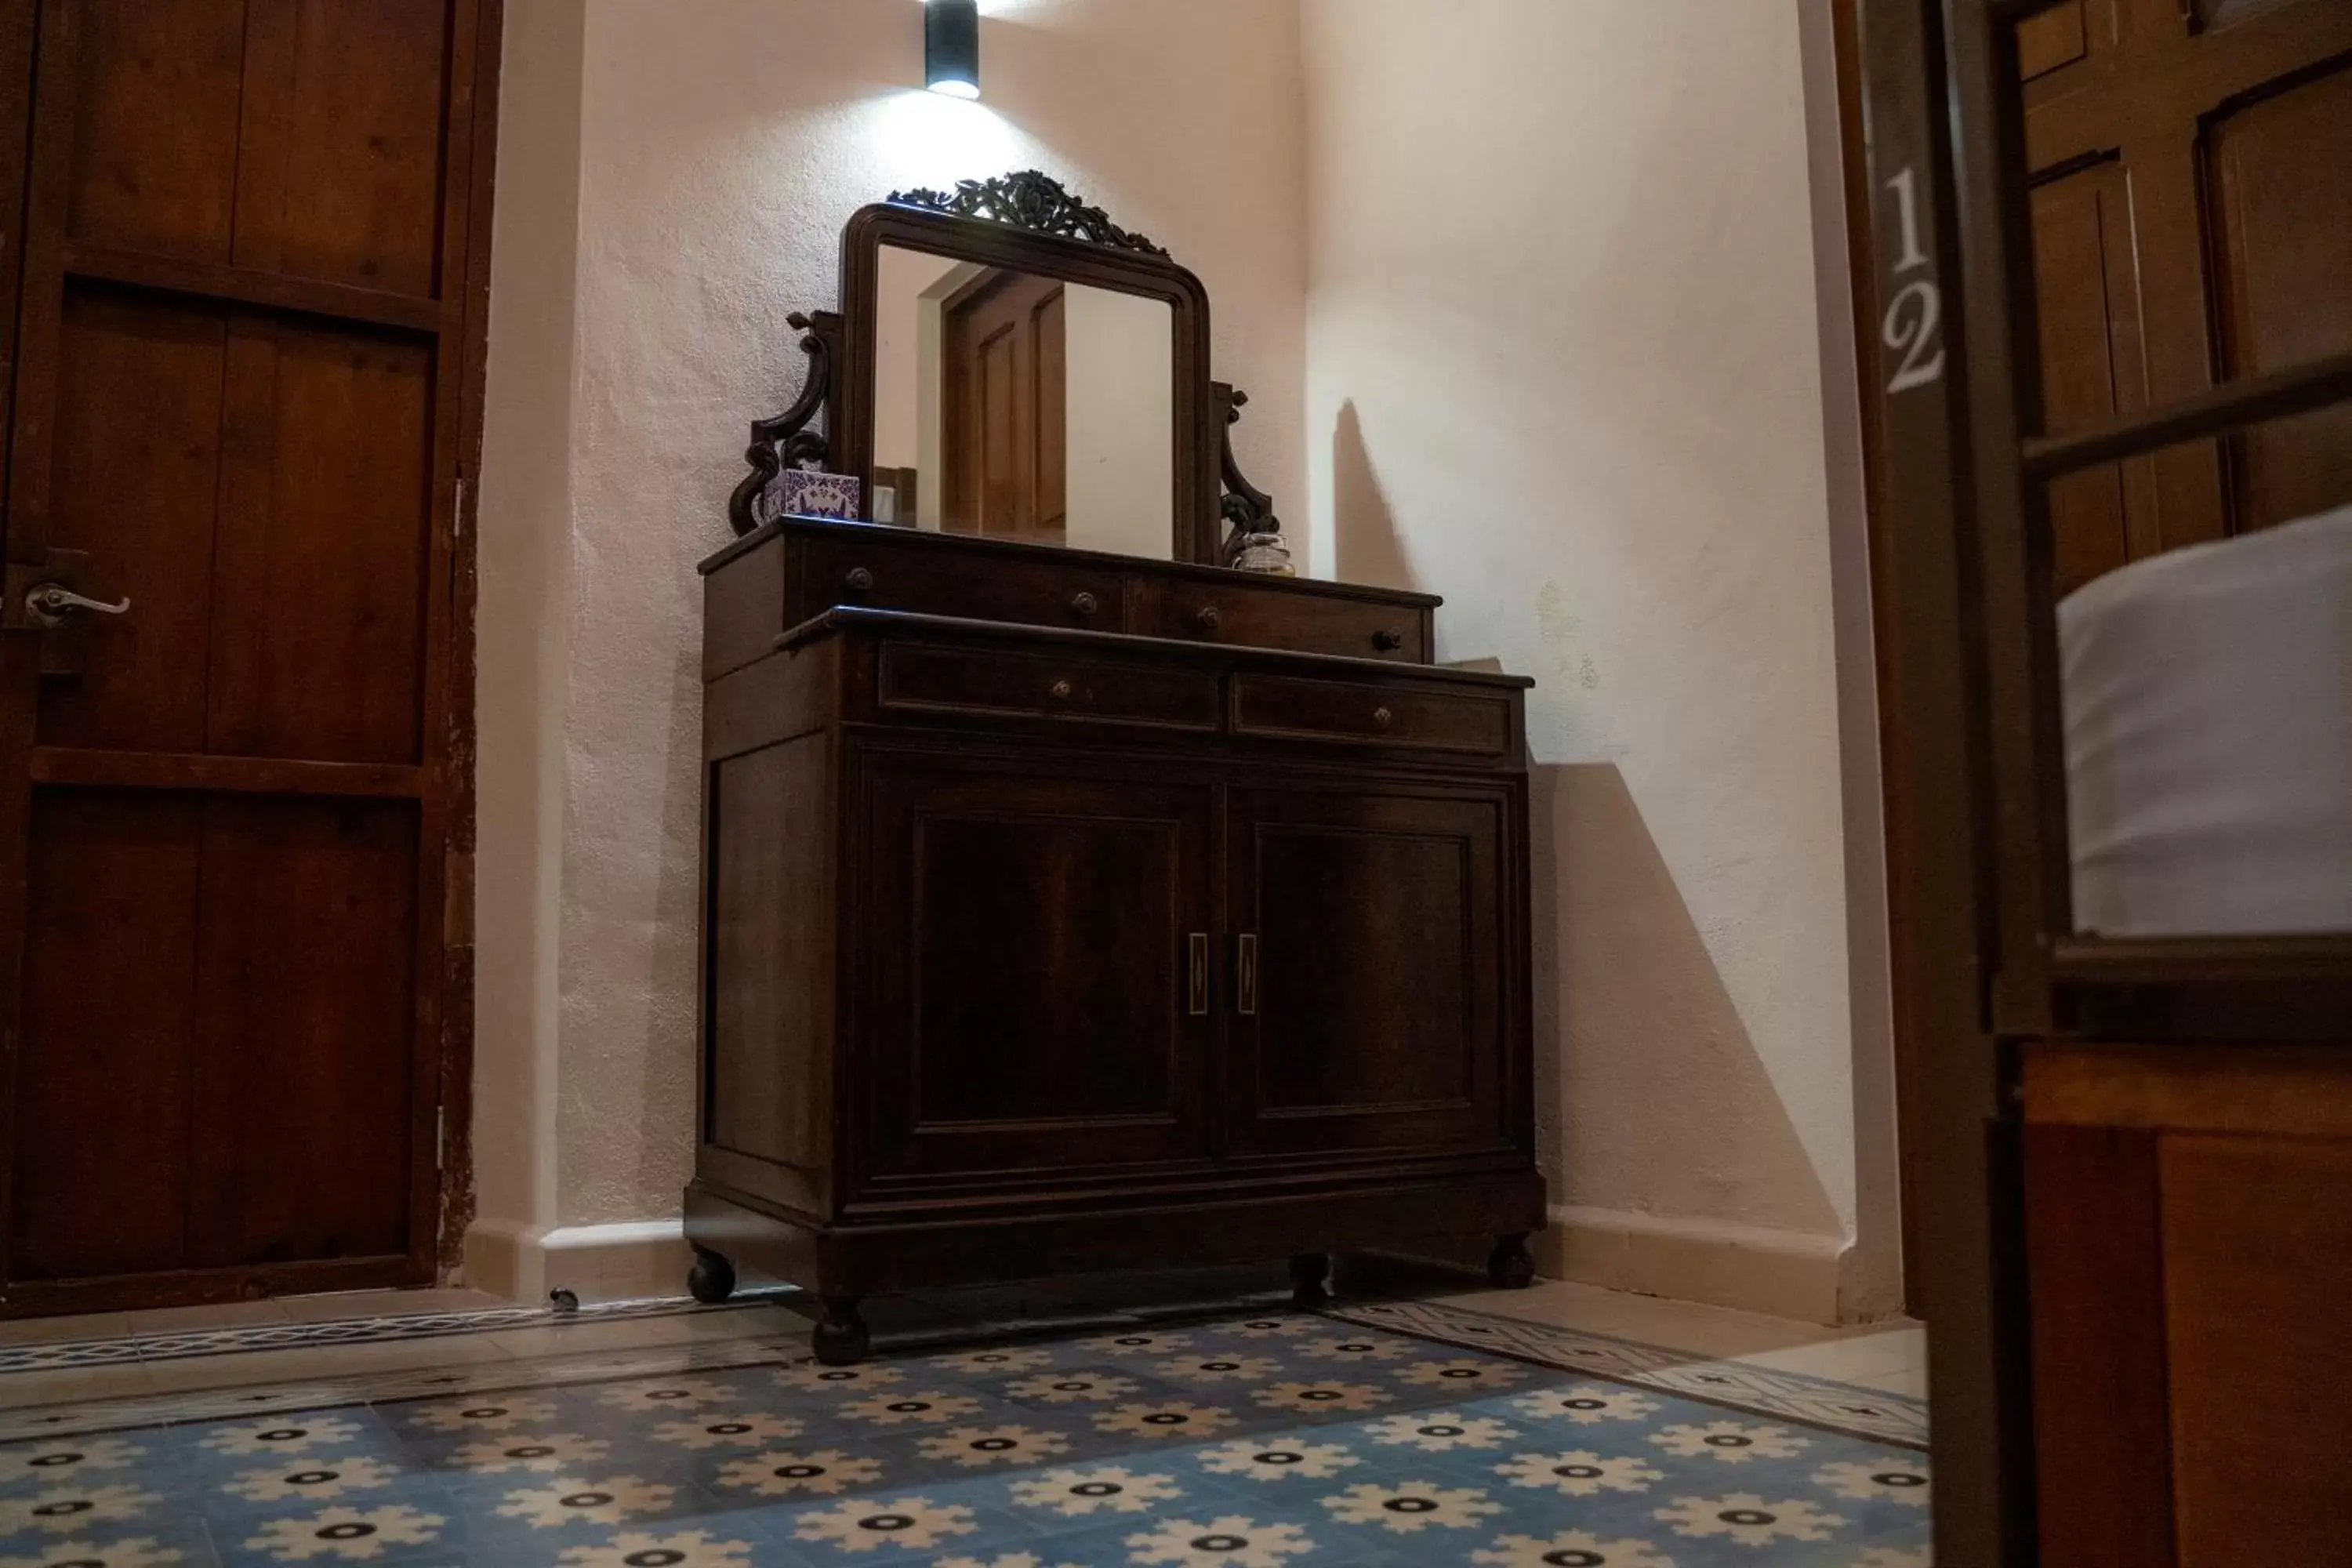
[1214,383,1286,570]
[728,310,843,537]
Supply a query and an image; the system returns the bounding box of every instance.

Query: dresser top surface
[702,514,1444,611]
[776,604,1534,691]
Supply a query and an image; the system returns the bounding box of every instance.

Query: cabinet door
[1225,785,1519,1160]
[861,753,1214,1180]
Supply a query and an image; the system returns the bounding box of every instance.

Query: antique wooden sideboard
[686,519,1542,1360]
[681,175,1542,1362]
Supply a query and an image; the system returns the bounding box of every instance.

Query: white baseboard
[1534,1204,1848,1324]
[463,1218,695,1305]
[463,1207,1857,1326]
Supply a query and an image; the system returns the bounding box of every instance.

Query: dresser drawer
[796,533,1123,633]
[878,642,1221,733]
[1231,673,1513,755]
[1130,577,1428,662]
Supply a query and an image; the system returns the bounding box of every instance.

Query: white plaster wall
[473,0,585,1236]
[1301,0,1885,1317]
[1064,285,1174,557]
[872,245,964,472]
[476,0,1893,1317]
[476,0,1308,1233]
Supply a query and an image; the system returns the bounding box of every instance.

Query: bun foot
[813,1295,870,1366]
[1486,1232,1536,1290]
[686,1247,736,1305]
[1289,1251,1330,1308]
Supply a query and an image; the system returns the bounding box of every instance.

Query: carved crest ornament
[884,170,1169,256]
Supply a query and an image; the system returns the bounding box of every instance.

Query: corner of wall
[470,0,589,1238]
[1796,0,1907,1321]
[1537,1206,1847,1326]
[463,1218,694,1306]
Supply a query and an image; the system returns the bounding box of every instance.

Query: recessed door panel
[862,754,1214,1178]
[1225,784,1515,1160]
[2206,58,2352,531]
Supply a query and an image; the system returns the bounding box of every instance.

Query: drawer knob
[1373,706,1393,728]
[1069,591,1100,619]
[1049,678,1073,700]
[841,566,875,595]
[1189,604,1222,633]
[1373,627,1404,652]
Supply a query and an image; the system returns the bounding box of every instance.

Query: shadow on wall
[1528,762,1849,1321]
[1332,400,1416,591]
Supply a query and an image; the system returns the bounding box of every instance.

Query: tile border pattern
[1323,1297,1929,1451]
[0,1289,793,1377]
[0,1291,1294,1444]
[0,1290,1927,1455]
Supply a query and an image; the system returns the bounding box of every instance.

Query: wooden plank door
[942,270,1068,544]
[2022,0,2352,593]
[0,0,495,1315]
[1223,783,1519,1162]
[857,751,1215,1185]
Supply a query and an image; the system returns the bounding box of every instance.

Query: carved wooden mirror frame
[728,172,1276,568]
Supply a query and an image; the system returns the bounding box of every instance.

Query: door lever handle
[24,583,130,627]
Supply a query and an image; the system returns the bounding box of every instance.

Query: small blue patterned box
[764,467,863,522]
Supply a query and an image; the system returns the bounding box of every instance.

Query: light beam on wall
[926,0,981,99]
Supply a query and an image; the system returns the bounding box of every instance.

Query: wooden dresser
[684,518,1544,1360]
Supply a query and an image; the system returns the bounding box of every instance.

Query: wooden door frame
[1828,2,2039,1564]
[437,0,503,1294]
[0,0,501,1314]
[1826,0,1929,1323]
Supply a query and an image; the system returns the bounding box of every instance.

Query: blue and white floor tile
[0,1303,1929,1566]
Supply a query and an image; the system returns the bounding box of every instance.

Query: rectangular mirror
[832,198,1219,564]
[870,245,1175,557]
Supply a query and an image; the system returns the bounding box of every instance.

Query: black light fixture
[926,0,980,100]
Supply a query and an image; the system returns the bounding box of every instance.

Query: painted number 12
[1882,165,1945,395]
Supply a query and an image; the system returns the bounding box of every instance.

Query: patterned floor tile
[0,1306,1932,1567]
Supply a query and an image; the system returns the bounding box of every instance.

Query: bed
[2060,503,2352,938]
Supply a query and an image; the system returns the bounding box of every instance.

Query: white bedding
[2060,503,2352,938]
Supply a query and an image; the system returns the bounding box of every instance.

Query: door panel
[2023,0,2352,589]
[0,0,491,1309]
[2206,58,2352,530]
[205,314,433,764]
[1226,785,1513,1160]
[12,789,202,1281]
[2030,162,2158,595]
[238,0,452,295]
[63,0,246,262]
[184,795,419,1267]
[862,754,1213,1180]
[36,286,228,753]
[943,270,1068,544]
[2017,0,2089,82]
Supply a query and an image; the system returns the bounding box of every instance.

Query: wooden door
[1224,783,1517,1161]
[2022,0,2352,594]
[0,0,496,1313]
[858,752,1214,1183]
[942,270,1067,544]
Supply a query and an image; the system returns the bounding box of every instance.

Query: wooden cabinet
[687,521,1542,1360]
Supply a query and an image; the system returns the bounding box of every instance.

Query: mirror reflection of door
[942,269,1067,544]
